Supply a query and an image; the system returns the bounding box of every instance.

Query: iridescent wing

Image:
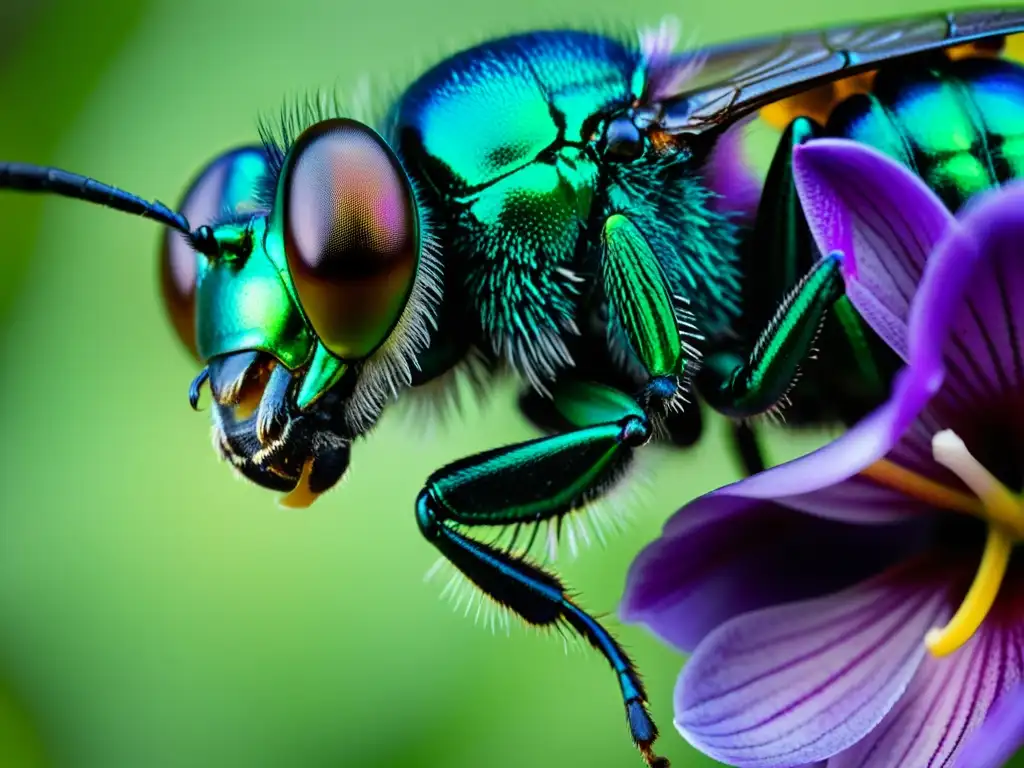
[657,9,1024,134]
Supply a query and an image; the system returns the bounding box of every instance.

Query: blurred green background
[0,0,1017,767]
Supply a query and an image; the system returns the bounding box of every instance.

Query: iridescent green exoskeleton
[4,10,1024,765]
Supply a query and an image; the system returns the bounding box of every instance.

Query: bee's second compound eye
[161,227,200,360]
[282,118,420,361]
[161,146,269,359]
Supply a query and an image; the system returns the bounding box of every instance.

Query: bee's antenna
[0,162,219,256]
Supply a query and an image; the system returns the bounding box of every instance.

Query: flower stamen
[859,460,983,517]
[932,430,1024,536]
[859,430,1023,657]
[925,526,1013,657]
[924,429,1023,657]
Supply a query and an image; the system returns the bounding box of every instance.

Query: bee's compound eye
[161,146,270,359]
[283,118,419,361]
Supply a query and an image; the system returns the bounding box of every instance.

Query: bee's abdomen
[827,56,1024,212]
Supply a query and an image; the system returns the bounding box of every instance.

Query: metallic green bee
[4,10,1024,765]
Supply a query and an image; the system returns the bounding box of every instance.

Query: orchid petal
[793,139,955,360]
[675,561,949,767]
[907,182,1024,428]
[955,682,1024,768]
[833,620,1024,767]
[620,496,923,652]
[693,367,938,522]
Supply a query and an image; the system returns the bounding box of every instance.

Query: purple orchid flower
[959,683,1024,767]
[621,139,1024,767]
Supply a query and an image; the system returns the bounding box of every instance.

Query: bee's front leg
[414,380,668,768]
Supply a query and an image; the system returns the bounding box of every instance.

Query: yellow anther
[932,430,1024,537]
[926,526,1013,657]
[924,430,1023,656]
[859,430,1024,658]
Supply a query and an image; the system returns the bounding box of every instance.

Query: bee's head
[2,116,441,506]
[164,117,442,505]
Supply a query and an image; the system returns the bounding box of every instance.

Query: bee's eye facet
[282,118,420,361]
